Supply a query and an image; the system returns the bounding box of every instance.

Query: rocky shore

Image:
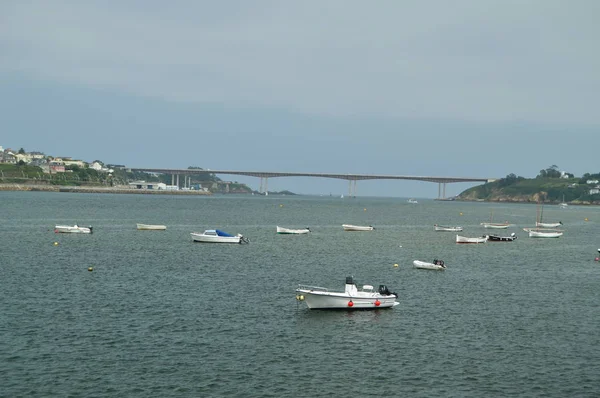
[0,184,212,195]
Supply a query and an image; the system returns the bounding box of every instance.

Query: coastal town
[0,145,252,194]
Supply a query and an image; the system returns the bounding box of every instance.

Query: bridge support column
[171,174,174,185]
[437,182,447,199]
[259,177,269,194]
[176,174,180,188]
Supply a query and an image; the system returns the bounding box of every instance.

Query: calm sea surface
[1,191,599,397]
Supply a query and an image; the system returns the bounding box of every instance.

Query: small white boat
[528,229,563,238]
[276,226,310,234]
[54,225,93,234]
[342,224,374,231]
[190,229,249,243]
[136,223,167,230]
[456,234,487,244]
[413,260,446,270]
[535,221,562,228]
[480,222,510,229]
[295,276,399,310]
[407,198,418,204]
[434,224,463,232]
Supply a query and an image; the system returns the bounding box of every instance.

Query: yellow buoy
[364,208,367,211]
[459,212,463,216]
[88,267,94,272]
[394,263,399,267]
[584,218,589,221]
[53,242,59,246]
[280,204,283,207]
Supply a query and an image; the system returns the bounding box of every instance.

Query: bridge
[127,168,495,199]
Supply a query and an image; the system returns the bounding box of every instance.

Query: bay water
[1,192,599,397]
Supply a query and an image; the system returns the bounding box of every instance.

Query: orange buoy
[375,300,381,306]
[347,300,354,307]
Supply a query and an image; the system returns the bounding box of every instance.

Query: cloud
[1,0,600,124]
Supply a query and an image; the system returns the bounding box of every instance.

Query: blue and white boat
[191,229,248,243]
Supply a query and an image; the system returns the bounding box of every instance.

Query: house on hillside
[0,151,17,164]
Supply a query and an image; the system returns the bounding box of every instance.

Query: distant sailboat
[559,194,568,208]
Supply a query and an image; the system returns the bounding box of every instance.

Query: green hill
[458,167,600,205]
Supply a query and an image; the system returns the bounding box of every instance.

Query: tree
[18,148,25,154]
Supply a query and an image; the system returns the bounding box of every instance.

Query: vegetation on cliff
[458,165,600,204]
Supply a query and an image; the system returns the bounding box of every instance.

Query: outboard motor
[89,226,93,234]
[378,285,391,295]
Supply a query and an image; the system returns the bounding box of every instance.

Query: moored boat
[54,225,93,234]
[413,260,446,270]
[342,224,374,231]
[434,224,463,232]
[137,223,167,230]
[276,226,310,234]
[486,232,517,242]
[191,229,249,243]
[528,229,563,238]
[295,276,398,310]
[480,222,510,229]
[456,234,487,244]
[535,221,562,228]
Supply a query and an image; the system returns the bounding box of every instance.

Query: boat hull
[54,225,92,234]
[536,222,562,228]
[434,225,463,232]
[528,230,563,238]
[190,233,243,243]
[413,260,445,270]
[296,289,398,309]
[456,234,487,244]
[486,235,517,242]
[480,223,510,229]
[342,224,374,231]
[137,223,167,230]
[276,226,310,234]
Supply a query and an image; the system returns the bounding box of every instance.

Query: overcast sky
[1,1,599,197]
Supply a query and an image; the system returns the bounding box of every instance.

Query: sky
[1,1,599,197]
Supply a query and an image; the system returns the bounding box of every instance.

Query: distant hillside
[458,168,600,205]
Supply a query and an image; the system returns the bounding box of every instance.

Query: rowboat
[295,276,398,310]
[413,260,446,270]
[190,229,249,243]
[480,222,510,229]
[434,224,463,232]
[456,234,487,244]
[536,221,562,228]
[276,226,310,234]
[528,229,563,238]
[136,223,167,230]
[54,225,93,234]
[342,224,374,231]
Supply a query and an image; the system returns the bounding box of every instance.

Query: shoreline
[0,183,213,195]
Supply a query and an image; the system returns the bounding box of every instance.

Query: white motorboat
[190,229,249,243]
[295,276,399,310]
[456,234,487,244]
[407,198,418,204]
[276,226,310,234]
[536,221,562,228]
[342,224,374,231]
[434,224,463,232]
[137,223,167,230]
[54,225,93,234]
[486,232,517,242]
[413,260,446,270]
[528,229,563,238]
[480,222,510,229]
